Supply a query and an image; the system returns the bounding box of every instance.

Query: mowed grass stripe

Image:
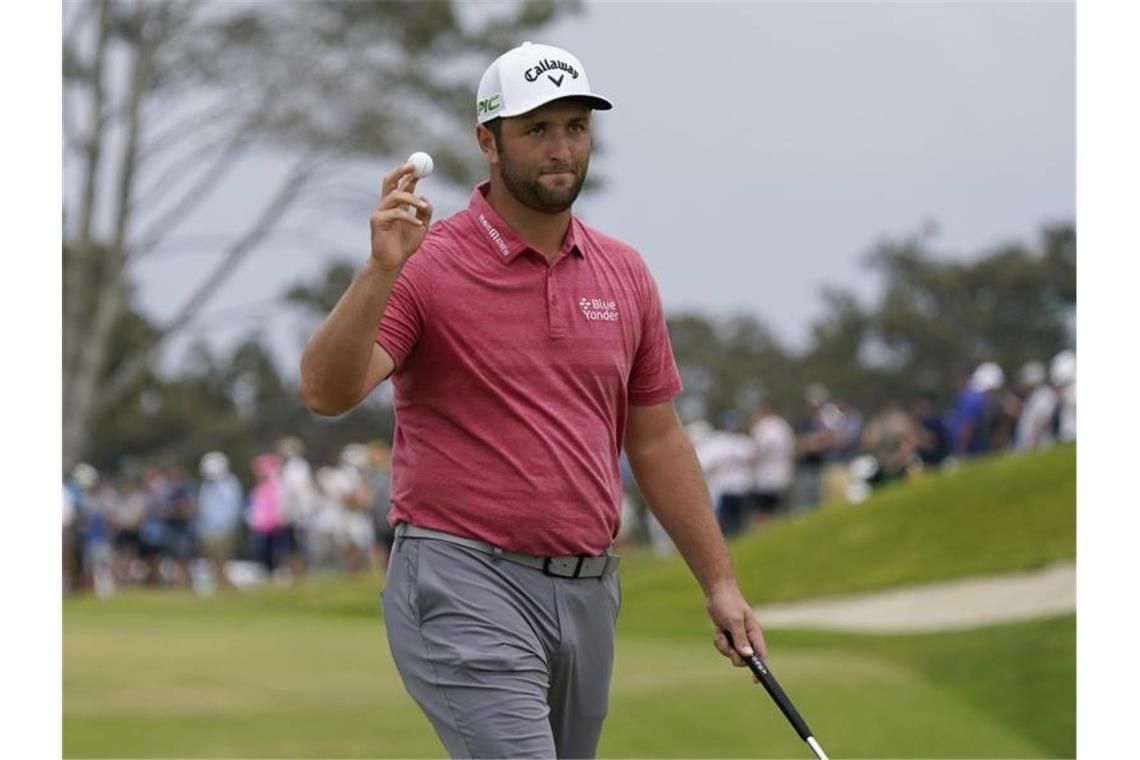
[604,641,1044,759]
[64,708,442,759]
[64,620,400,717]
[64,616,1074,758]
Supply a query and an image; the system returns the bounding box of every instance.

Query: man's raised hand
[369,162,434,272]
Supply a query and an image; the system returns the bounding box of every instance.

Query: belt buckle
[543,556,586,578]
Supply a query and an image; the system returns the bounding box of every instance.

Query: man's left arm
[624,400,768,668]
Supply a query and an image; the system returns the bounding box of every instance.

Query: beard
[498,151,590,214]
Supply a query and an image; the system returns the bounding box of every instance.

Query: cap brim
[498,93,614,120]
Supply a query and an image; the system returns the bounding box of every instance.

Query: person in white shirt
[276,436,320,577]
[703,410,757,538]
[1050,350,1076,443]
[749,402,796,523]
[1014,361,1058,451]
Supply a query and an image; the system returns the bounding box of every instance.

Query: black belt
[394,523,618,579]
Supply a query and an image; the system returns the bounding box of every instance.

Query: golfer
[299,41,766,758]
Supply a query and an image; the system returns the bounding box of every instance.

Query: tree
[663,222,1076,425]
[800,222,1076,411]
[666,312,796,423]
[62,0,580,469]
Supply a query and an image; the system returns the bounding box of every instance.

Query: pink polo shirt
[377,182,682,556]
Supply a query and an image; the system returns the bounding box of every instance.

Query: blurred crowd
[620,350,1076,554]
[63,350,1075,595]
[62,437,394,597]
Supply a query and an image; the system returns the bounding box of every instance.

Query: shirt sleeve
[375,255,432,370]
[628,266,683,406]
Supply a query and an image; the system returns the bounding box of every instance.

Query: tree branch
[136,225,342,261]
[133,128,235,208]
[94,151,322,414]
[137,89,254,163]
[132,130,256,256]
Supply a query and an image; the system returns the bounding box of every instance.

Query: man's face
[489,100,593,213]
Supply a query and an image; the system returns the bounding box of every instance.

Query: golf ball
[408,151,434,179]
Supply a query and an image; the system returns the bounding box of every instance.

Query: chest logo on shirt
[579,297,620,323]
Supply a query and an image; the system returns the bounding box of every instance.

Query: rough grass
[618,444,1076,638]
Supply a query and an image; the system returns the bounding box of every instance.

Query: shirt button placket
[547,264,566,340]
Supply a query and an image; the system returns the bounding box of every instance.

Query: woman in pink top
[248,454,286,575]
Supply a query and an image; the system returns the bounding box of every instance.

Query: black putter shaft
[724,631,829,760]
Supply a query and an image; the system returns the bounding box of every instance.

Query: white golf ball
[407,151,434,179]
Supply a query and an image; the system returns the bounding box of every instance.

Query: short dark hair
[484,118,504,154]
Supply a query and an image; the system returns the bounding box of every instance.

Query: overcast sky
[129,1,1075,375]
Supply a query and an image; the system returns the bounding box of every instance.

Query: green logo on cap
[477,94,502,116]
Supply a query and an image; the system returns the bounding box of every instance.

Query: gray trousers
[381,535,621,759]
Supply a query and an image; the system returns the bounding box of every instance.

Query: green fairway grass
[63,604,1075,758]
[64,447,1076,758]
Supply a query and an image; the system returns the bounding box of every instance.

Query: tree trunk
[63,7,154,470]
[62,0,110,437]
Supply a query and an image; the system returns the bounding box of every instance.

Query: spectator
[311,464,349,571]
[197,451,244,590]
[337,444,377,575]
[748,401,795,524]
[947,363,1000,457]
[161,463,198,587]
[276,436,319,579]
[912,394,951,466]
[107,475,146,586]
[860,400,921,485]
[989,371,1025,452]
[137,467,169,585]
[249,453,289,579]
[1050,349,1076,442]
[705,410,757,538]
[1014,361,1058,451]
[63,483,79,594]
[818,399,862,506]
[69,463,115,598]
[793,384,831,509]
[978,363,1008,453]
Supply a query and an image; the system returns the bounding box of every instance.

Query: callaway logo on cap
[476,42,613,123]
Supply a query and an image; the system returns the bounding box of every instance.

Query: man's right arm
[298,260,400,416]
[298,161,433,417]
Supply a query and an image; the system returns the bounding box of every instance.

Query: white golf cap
[200,451,230,478]
[476,41,613,124]
[970,361,1005,392]
[1050,349,1076,386]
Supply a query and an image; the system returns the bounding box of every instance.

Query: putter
[724,631,829,760]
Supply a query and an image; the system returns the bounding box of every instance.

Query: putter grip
[745,653,813,740]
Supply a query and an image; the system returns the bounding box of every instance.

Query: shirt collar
[467,181,585,264]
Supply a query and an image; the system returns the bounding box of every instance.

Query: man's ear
[475,124,499,166]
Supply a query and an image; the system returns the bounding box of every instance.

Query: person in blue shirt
[197,451,244,590]
[946,362,1004,456]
